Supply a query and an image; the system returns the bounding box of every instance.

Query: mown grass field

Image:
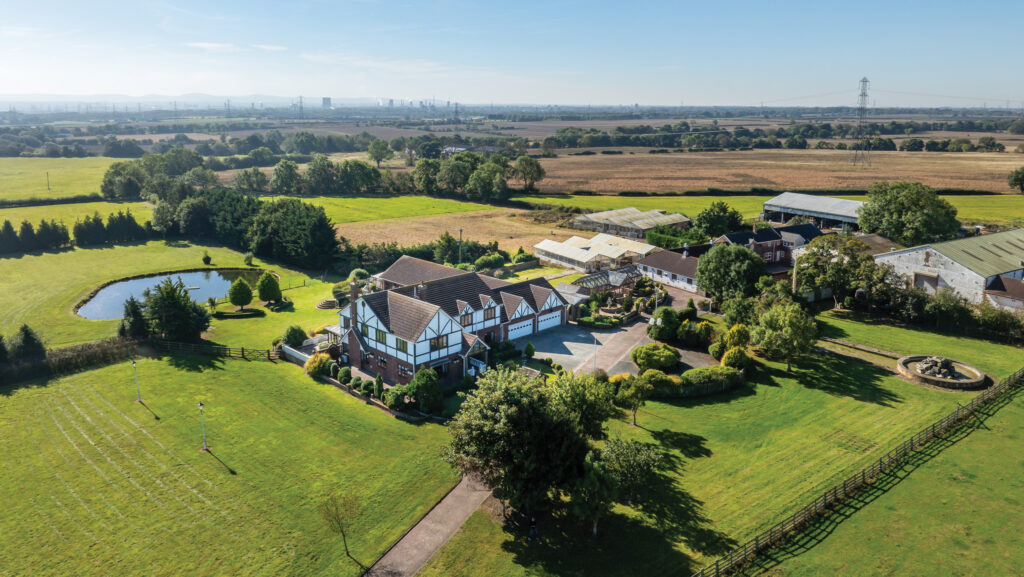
[535,150,1022,194]
[0,358,458,577]
[0,241,337,348]
[816,309,1022,379]
[517,192,1024,227]
[738,386,1024,577]
[499,265,568,281]
[0,200,153,231]
[421,353,973,576]
[0,157,117,200]
[258,195,491,224]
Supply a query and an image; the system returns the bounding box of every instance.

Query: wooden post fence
[689,365,1024,577]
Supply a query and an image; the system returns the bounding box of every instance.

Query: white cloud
[252,44,287,52]
[184,42,235,51]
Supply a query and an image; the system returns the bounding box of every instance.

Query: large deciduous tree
[1008,167,1024,194]
[512,156,545,191]
[570,451,617,537]
[696,243,766,300]
[692,201,743,237]
[752,301,817,372]
[367,139,394,168]
[858,181,960,246]
[270,159,302,195]
[256,272,282,303]
[793,234,872,307]
[228,277,253,310]
[101,161,148,200]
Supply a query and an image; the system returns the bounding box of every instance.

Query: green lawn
[550,273,584,286]
[740,386,1024,577]
[817,309,1022,379]
[0,157,117,200]
[500,265,568,281]
[260,195,491,224]
[516,193,1024,226]
[0,200,153,232]
[0,241,336,348]
[0,358,458,577]
[421,355,973,576]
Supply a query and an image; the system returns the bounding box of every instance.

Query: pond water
[78,270,263,320]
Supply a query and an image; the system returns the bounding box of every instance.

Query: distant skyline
[1,0,1022,108]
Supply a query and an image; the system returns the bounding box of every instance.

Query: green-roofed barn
[874,228,1024,309]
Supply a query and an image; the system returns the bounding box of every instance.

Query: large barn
[762,192,863,229]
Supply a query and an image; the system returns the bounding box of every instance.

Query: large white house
[333,267,568,384]
[874,229,1024,307]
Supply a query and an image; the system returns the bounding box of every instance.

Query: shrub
[680,299,698,322]
[351,376,363,390]
[348,268,369,280]
[243,252,254,266]
[304,352,332,377]
[474,253,506,270]
[843,295,856,309]
[681,365,743,389]
[640,369,679,398]
[721,324,750,350]
[336,366,351,384]
[622,295,634,312]
[541,357,553,366]
[0,335,6,365]
[282,325,307,347]
[329,362,340,379]
[524,342,535,359]
[373,374,384,399]
[228,277,253,310]
[383,388,402,409]
[630,343,680,372]
[647,306,680,341]
[409,368,443,413]
[256,271,282,303]
[360,380,374,395]
[721,347,751,370]
[708,341,725,360]
[577,316,622,329]
[202,250,212,265]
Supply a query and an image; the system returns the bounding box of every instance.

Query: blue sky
[1,0,1021,107]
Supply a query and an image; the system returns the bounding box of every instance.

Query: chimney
[683,242,689,258]
[414,282,426,300]
[349,280,361,305]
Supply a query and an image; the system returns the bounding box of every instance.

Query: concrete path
[365,476,491,577]
[576,319,651,376]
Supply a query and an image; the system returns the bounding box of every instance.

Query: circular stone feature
[896,355,988,390]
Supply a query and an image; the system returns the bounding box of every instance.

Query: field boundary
[690,364,1024,577]
[152,339,279,361]
[0,193,104,209]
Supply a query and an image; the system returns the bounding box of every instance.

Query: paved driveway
[513,320,654,376]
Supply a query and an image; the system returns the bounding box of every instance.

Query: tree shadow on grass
[649,429,712,460]
[732,383,1023,576]
[775,355,903,407]
[154,352,225,373]
[660,379,759,409]
[213,308,267,319]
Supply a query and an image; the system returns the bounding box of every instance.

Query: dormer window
[484,307,496,321]
[461,313,473,326]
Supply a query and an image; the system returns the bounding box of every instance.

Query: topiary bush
[681,365,743,390]
[524,341,535,359]
[329,361,340,379]
[243,251,254,266]
[348,268,370,280]
[282,325,307,348]
[337,366,352,384]
[351,376,363,391]
[708,341,725,360]
[304,352,332,377]
[360,379,374,395]
[202,250,211,265]
[720,346,751,370]
[373,374,384,399]
[630,343,680,372]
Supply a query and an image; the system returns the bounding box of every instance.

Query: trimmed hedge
[682,365,743,389]
[578,315,623,329]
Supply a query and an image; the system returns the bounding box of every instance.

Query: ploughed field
[0,359,459,577]
[534,149,1023,195]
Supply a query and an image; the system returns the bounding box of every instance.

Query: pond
[78,270,264,320]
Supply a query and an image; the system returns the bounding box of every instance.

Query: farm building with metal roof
[572,207,690,239]
[762,192,864,229]
[874,228,1024,307]
[534,233,659,273]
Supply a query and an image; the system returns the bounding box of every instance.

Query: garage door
[507,319,534,340]
[537,310,562,331]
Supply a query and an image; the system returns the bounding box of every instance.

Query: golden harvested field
[537,149,1022,193]
[334,209,575,252]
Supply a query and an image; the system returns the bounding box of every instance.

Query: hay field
[0,157,117,200]
[536,150,1022,193]
[334,209,576,252]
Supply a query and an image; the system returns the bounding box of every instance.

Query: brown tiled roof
[986,275,1024,302]
[376,256,464,287]
[637,250,700,278]
[386,292,440,341]
[855,234,904,256]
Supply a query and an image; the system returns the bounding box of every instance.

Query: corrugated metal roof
[575,207,689,230]
[930,228,1024,279]
[534,234,658,263]
[763,192,864,220]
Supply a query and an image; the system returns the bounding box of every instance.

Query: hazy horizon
[2,0,1022,109]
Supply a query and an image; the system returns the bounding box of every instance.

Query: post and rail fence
[690,364,1024,577]
[152,339,279,361]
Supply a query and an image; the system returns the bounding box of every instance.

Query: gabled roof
[763,192,864,220]
[575,207,690,230]
[534,233,658,263]
[572,265,642,289]
[854,233,904,256]
[358,290,441,342]
[776,223,824,244]
[721,228,782,245]
[636,250,700,279]
[929,229,1024,278]
[986,275,1024,302]
[374,255,464,287]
